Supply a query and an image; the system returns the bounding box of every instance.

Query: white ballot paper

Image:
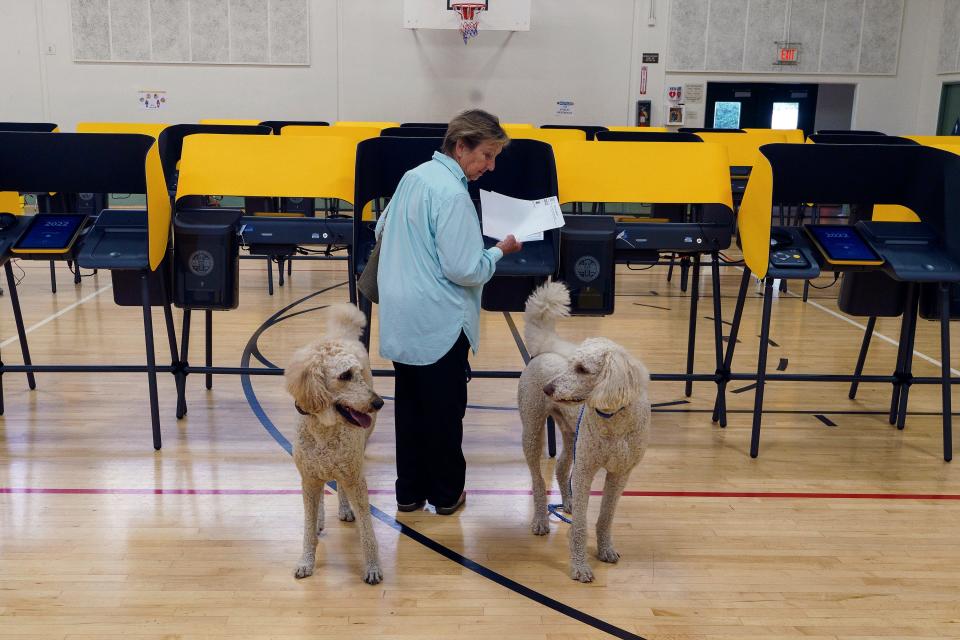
[479,190,565,242]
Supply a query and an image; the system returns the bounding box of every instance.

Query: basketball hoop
[451,2,485,44]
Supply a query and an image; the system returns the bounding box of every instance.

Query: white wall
[0,0,949,134]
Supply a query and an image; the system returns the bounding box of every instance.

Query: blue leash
[546,405,584,525]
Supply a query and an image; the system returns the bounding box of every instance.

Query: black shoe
[397,499,426,512]
[434,491,466,516]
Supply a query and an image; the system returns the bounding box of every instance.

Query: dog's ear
[589,346,647,412]
[285,344,331,414]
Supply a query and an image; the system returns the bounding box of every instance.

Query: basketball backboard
[402,0,531,32]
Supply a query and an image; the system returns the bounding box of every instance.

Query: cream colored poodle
[285,304,384,584]
[518,281,651,583]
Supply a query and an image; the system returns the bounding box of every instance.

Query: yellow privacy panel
[744,128,803,145]
[77,122,169,138]
[333,121,399,130]
[737,153,775,278]
[555,141,732,207]
[175,134,355,204]
[697,131,787,167]
[145,141,172,271]
[873,205,920,222]
[282,125,380,146]
[607,126,668,132]
[508,128,585,143]
[199,118,263,126]
[0,191,21,213]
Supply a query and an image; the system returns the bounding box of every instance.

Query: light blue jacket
[374,151,503,365]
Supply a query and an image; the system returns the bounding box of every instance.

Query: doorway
[705,82,819,134]
[937,83,960,135]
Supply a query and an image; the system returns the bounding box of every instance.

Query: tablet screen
[806,225,880,262]
[15,215,85,250]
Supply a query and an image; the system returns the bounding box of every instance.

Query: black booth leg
[802,280,810,303]
[140,271,162,450]
[72,261,81,285]
[266,257,274,296]
[679,257,690,293]
[709,253,725,420]
[713,268,751,427]
[205,310,213,390]
[49,261,56,294]
[750,277,775,459]
[684,255,701,397]
[5,262,36,390]
[849,316,876,400]
[666,254,676,283]
[358,294,373,350]
[287,257,293,277]
[546,416,557,458]
[895,286,920,431]
[278,257,285,287]
[939,283,954,462]
[178,309,192,419]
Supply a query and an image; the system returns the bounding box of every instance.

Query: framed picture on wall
[668,105,685,125]
[635,100,652,126]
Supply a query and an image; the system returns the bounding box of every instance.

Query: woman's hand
[496,235,523,255]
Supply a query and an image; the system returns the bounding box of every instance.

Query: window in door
[713,102,742,129]
[771,102,800,129]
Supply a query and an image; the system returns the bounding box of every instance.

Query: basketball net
[451,3,485,44]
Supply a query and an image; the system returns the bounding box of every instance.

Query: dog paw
[531,518,550,536]
[294,561,315,579]
[339,506,355,522]
[597,547,620,563]
[570,563,594,583]
[363,565,383,585]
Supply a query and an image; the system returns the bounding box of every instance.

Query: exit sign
[775,43,800,65]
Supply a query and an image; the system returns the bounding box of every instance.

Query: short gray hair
[442,109,510,155]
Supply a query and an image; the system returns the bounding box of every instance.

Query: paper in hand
[479,189,565,242]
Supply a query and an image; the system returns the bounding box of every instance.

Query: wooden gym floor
[1,255,959,640]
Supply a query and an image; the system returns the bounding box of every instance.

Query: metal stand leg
[266,257,274,296]
[140,271,162,450]
[889,302,913,425]
[666,254,676,283]
[178,309,191,419]
[939,283,953,462]
[684,254,701,397]
[358,293,373,350]
[679,256,690,293]
[205,309,213,390]
[849,316,876,399]
[287,256,293,277]
[278,257,285,287]
[750,277,775,458]
[713,268,751,427]
[546,416,557,458]
[709,253,725,422]
[802,280,810,302]
[0,351,4,415]
[5,262,36,390]
[895,286,920,430]
[72,261,81,285]
[49,261,57,294]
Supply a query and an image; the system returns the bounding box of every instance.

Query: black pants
[393,332,471,508]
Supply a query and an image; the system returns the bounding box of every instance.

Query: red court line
[3,487,960,500]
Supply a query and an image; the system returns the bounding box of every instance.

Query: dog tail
[326,303,367,341]
[524,280,572,358]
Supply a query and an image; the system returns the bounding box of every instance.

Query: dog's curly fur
[518,282,651,582]
[285,304,385,585]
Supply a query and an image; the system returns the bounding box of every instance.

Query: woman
[374,109,522,515]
